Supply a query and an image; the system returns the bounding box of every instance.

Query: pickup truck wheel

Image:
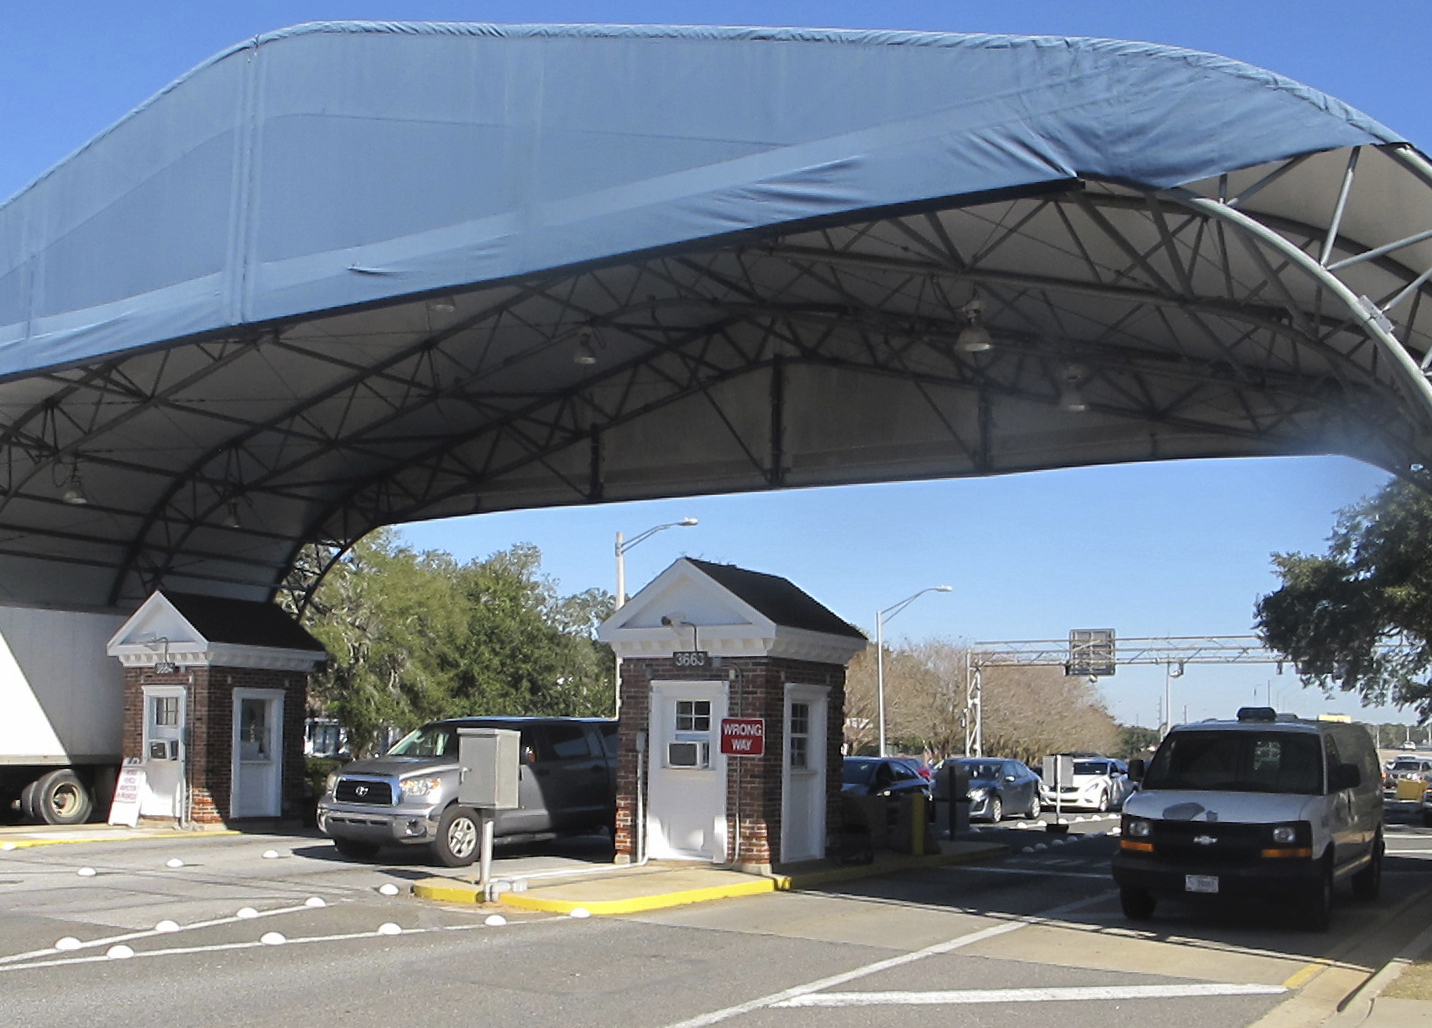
[434,807,480,867]
[33,770,93,825]
[333,837,381,860]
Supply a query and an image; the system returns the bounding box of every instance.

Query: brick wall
[614,655,846,868]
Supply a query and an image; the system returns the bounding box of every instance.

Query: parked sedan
[841,756,932,798]
[1040,756,1134,812]
[944,757,1042,821]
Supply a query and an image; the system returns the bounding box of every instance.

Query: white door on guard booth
[781,685,827,863]
[647,681,726,861]
[231,690,284,818]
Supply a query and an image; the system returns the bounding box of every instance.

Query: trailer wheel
[32,770,93,825]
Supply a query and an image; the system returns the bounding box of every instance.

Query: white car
[1041,755,1134,812]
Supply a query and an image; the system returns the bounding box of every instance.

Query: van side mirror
[1127,759,1146,783]
[1330,762,1361,791]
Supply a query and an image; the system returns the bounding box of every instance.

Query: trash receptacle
[935,763,969,836]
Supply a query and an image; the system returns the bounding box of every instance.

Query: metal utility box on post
[1044,753,1074,833]
[457,728,520,809]
[457,727,520,894]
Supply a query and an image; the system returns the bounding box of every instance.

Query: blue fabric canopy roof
[0,22,1402,379]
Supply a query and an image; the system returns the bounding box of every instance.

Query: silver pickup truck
[317,716,617,866]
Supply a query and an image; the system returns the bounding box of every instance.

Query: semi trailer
[0,604,126,824]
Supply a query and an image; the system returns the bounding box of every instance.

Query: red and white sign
[720,718,765,757]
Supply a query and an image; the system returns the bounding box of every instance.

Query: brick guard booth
[107,591,327,826]
[598,559,866,872]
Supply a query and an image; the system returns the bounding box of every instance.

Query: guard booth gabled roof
[107,590,327,671]
[2,22,1432,611]
[599,558,866,665]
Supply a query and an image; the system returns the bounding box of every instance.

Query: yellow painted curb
[500,875,776,915]
[412,878,486,904]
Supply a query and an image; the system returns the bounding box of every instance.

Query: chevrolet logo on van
[1192,834,1217,845]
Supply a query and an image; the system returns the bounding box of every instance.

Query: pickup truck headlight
[324,771,340,795]
[1125,817,1152,838]
[400,776,444,801]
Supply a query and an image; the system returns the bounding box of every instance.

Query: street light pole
[612,517,698,719]
[875,585,952,757]
[614,517,698,608]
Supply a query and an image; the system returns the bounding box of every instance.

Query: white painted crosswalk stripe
[773,983,1287,1007]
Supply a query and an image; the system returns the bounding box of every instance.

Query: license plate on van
[1185,875,1219,894]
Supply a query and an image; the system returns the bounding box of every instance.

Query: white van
[1112,708,1383,932]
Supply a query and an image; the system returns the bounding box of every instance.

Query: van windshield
[1143,731,1323,795]
[387,724,458,757]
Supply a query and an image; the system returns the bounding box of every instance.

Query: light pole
[875,585,952,757]
[615,517,698,608]
[613,518,698,719]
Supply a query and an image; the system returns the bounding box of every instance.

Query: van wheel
[1120,887,1156,921]
[32,770,93,825]
[1352,835,1384,901]
[1303,864,1334,932]
[333,837,381,860]
[434,807,480,867]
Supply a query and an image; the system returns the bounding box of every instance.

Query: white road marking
[0,922,497,973]
[773,983,1287,1007]
[655,892,1113,1028]
[0,901,322,966]
[954,865,1111,880]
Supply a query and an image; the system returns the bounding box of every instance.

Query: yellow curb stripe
[0,829,240,849]
[412,879,485,904]
[500,877,776,915]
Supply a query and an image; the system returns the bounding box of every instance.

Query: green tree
[1255,475,1432,717]
[292,531,614,755]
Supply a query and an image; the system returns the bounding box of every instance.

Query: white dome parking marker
[106,945,134,959]
[76,867,97,877]
[260,932,286,946]
[54,937,82,951]
[569,907,592,919]
[262,849,280,859]
[377,922,403,935]
[154,920,180,933]
[378,883,400,896]
[0,842,16,851]
[304,896,326,908]
[484,914,507,927]
[236,907,259,919]
[165,857,184,868]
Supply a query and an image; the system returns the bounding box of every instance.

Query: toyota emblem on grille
[1192,834,1217,845]
[355,785,368,797]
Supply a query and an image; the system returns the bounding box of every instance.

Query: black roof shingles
[160,591,327,653]
[685,559,865,640]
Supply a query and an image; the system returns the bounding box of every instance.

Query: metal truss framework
[8,143,1432,611]
[961,635,1287,756]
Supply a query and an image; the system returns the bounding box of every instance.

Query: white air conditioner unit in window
[666,741,710,768]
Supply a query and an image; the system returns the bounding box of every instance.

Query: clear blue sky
[5,2,1430,728]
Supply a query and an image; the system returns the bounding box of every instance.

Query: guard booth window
[789,702,809,769]
[676,700,710,732]
[152,695,179,727]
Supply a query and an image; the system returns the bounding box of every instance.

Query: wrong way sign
[720,718,765,757]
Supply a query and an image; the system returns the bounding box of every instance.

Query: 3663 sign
[672,650,709,668]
